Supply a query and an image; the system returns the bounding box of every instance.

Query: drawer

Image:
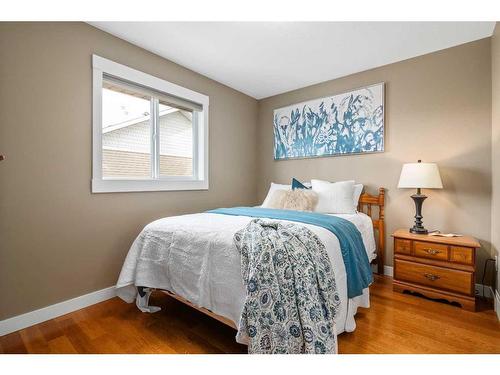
[394,239,411,255]
[413,241,449,261]
[450,246,474,265]
[394,259,473,295]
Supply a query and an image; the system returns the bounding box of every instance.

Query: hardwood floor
[1,275,499,354]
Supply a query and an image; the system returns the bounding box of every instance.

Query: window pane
[101,81,151,178]
[158,101,193,177]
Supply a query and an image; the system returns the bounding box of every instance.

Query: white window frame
[92,55,209,193]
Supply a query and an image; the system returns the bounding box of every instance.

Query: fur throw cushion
[266,189,318,211]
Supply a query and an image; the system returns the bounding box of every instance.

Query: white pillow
[311,179,356,214]
[353,183,364,209]
[261,183,291,208]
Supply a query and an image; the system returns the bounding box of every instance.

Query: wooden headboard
[357,188,385,274]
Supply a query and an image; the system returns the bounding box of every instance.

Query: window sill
[91,179,209,193]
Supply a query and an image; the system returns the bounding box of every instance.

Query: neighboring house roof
[102,110,193,158]
[102,107,192,134]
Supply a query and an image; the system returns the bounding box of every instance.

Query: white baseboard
[384,265,394,277]
[0,286,116,337]
[370,264,393,277]
[495,290,500,321]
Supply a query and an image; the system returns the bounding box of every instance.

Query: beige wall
[257,39,493,275]
[0,22,258,320]
[492,23,500,296]
[0,24,496,321]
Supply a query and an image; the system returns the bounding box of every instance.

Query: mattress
[116,211,376,343]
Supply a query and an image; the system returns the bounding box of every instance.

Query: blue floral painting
[273,83,384,160]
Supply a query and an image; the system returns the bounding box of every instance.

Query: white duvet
[116,211,376,344]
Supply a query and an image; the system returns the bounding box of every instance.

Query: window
[102,79,152,179]
[92,55,208,193]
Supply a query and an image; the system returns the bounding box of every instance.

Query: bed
[116,187,385,345]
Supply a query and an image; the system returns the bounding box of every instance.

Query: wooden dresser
[392,229,480,311]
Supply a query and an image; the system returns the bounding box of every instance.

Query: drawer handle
[424,248,441,255]
[424,273,440,281]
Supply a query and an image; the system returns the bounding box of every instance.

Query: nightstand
[391,229,480,311]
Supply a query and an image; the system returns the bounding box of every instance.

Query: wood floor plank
[1,276,498,354]
[19,326,50,354]
[48,336,78,354]
[37,319,64,343]
[56,317,98,354]
[1,331,28,354]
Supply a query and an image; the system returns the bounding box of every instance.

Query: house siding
[102,110,193,177]
[102,149,192,177]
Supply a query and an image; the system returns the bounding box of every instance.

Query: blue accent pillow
[291,178,310,190]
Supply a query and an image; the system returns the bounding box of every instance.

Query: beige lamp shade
[398,162,443,189]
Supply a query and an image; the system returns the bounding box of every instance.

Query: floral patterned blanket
[234,219,341,354]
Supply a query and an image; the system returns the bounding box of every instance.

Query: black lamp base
[409,191,428,234]
[410,226,428,235]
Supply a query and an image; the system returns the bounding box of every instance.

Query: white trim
[0,286,116,337]
[92,64,103,191]
[495,290,500,322]
[93,55,208,107]
[92,178,208,193]
[151,97,159,179]
[370,264,394,277]
[92,54,209,193]
[192,110,200,179]
[383,265,394,277]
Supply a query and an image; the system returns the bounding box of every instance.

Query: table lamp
[398,160,443,234]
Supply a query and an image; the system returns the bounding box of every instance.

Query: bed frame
[160,187,386,330]
[358,187,386,275]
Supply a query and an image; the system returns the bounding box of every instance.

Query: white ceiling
[89,22,495,99]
